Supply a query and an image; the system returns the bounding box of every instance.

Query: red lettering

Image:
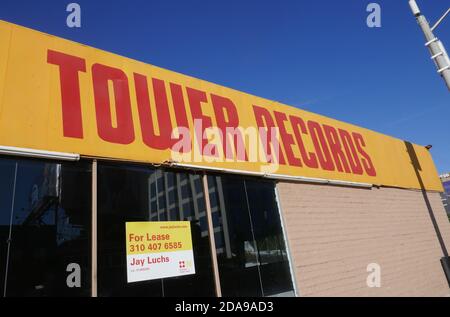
[134,74,173,150]
[211,94,247,161]
[170,83,189,129]
[323,125,351,173]
[47,50,378,181]
[252,105,286,165]
[307,120,334,171]
[274,111,302,167]
[47,50,86,138]
[338,129,363,175]
[289,115,319,169]
[92,63,135,144]
[169,83,190,152]
[353,132,376,176]
[186,87,217,157]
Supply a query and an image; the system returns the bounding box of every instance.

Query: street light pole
[408,0,450,91]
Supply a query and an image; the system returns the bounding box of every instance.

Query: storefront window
[0,156,294,297]
[208,175,295,297]
[0,157,91,297]
[97,163,215,296]
[244,180,294,296]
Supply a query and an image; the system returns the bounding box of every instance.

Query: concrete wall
[277,182,450,296]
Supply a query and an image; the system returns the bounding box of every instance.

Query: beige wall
[277,182,450,297]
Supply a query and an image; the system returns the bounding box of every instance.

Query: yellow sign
[125,221,195,282]
[0,20,443,191]
[126,221,193,255]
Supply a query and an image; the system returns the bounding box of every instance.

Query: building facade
[0,20,450,297]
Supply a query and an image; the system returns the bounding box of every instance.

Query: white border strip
[274,185,300,297]
[168,162,373,188]
[0,146,372,188]
[0,145,80,161]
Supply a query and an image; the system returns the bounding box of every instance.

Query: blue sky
[0,0,449,173]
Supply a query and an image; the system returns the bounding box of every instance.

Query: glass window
[209,192,219,210]
[212,211,221,227]
[182,201,194,219]
[168,190,177,207]
[0,156,294,297]
[97,163,215,296]
[181,185,190,199]
[0,157,91,297]
[209,175,294,297]
[208,176,262,296]
[166,172,176,188]
[194,176,202,194]
[197,197,206,214]
[245,180,294,296]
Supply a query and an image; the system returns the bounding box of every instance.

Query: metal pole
[201,173,222,297]
[409,0,450,91]
[431,8,450,31]
[91,160,98,297]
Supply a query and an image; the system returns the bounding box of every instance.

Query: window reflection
[207,176,262,296]
[208,175,295,297]
[245,180,294,296]
[0,158,91,297]
[97,163,215,296]
[0,157,294,297]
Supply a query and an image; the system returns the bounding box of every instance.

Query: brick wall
[277,182,450,296]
